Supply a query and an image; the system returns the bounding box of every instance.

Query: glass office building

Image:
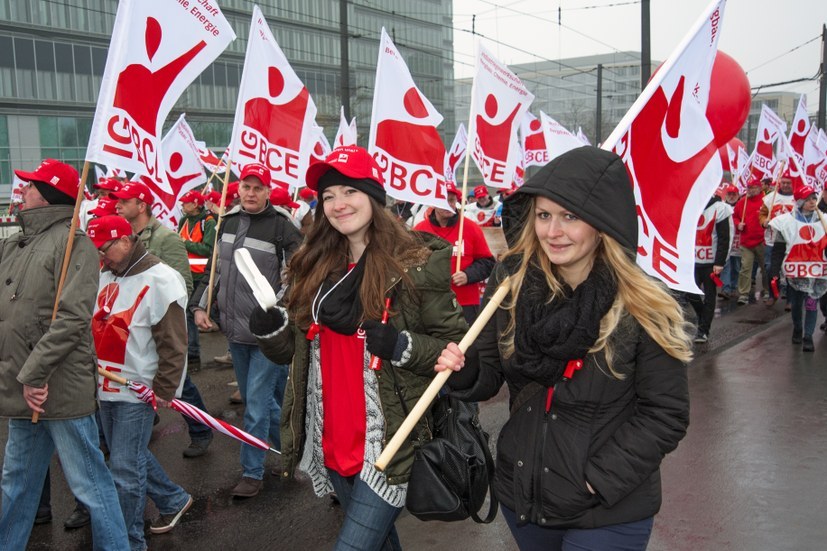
[0,0,454,198]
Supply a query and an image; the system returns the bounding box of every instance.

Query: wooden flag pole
[205,156,234,317]
[455,102,477,273]
[33,160,90,423]
[375,277,510,471]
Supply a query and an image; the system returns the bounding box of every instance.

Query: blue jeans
[228,343,288,479]
[788,288,818,338]
[0,415,128,551]
[501,505,654,551]
[180,374,212,441]
[328,470,403,551]
[99,401,190,551]
[721,255,741,294]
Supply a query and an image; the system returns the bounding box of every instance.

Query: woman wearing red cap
[435,147,692,550]
[248,145,468,550]
[768,186,827,351]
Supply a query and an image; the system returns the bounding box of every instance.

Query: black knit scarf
[513,259,617,387]
[316,253,366,336]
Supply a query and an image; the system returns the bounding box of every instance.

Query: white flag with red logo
[540,112,586,161]
[229,5,318,189]
[577,127,591,145]
[520,112,549,168]
[9,173,25,205]
[135,113,206,229]
[787,95,809,171]
[94,165,106,184]
[748,104,787,181]
[445,123,468,184]
[735,148,751,192]
[368,28,450,210]
[601,0,727,293]
[308,124,332,171]
[803,125,827,190]
[334,107,358,148]
[468,43,534,188]
[105,166,125,179]
[87,0,234,185]
[195,141,227,175]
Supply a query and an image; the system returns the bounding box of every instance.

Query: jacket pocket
[540,428,600,519]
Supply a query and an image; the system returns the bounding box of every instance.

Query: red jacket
[732,194,765,248]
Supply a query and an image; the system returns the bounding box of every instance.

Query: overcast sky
[452,0,825,111]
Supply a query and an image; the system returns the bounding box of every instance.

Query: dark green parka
[257,234,468,484]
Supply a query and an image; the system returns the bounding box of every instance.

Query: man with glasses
[87,214,193,548]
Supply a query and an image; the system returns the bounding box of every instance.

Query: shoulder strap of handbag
[469,409,498,523]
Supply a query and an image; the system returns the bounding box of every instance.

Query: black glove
[362,320,407,362]
[249,305,286,336]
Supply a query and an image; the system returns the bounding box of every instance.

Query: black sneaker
[803,336,815,352]
[149,494,193,534]
[63,505,90,530]
[694,332,708,344]
[792,328,803,344]
[34,507,52,525]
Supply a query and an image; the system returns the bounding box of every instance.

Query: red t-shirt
[319,324,367,477]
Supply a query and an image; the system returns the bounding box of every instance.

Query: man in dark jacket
[192,163,302,498]
[0,160,129,550]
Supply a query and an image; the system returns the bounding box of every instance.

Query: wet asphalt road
[8,295,827,550]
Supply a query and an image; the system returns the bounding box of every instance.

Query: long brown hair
[287,195,424,329]
[500,197,693,375]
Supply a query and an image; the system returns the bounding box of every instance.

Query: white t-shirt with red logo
[695,202,733,265]
[94,263,188,403]
[463,198,501,227]
[763,193,795,246]
[769,211,827,296]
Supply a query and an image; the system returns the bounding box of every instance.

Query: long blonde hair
[500,201,693,377]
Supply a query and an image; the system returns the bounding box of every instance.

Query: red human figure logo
[475,94,522,162]
[92,284,150,366]
[375,87,445,174]
[621,76,717,248]
[113,17,207,135]
[524,118,546,151]
[242,66,310,150]
[695,213,714,247]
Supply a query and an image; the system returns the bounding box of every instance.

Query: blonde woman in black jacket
[435,147,692,551]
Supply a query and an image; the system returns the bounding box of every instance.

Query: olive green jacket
[138,216,193,295]
[258,234,468,484]
[0,206,100,419]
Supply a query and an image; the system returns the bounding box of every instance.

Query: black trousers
[688,263,717,335]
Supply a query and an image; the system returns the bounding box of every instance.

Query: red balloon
[706,51,750,148]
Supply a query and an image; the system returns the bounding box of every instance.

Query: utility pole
[641,0,651,90]
[595,64,603,144]
[340,0,351,120]
[819,23,826,131]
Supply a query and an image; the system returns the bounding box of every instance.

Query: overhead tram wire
[745,35,820,75]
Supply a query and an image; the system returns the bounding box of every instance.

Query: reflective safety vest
[179,217,211,274]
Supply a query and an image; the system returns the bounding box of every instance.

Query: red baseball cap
[179,190,205,205]
[111,181,153,203]
[305,145,384,191]
[93,177,122,192]
[473,185,489,199]
[747,178,763,188]
[86,215,133,249]
[14,159,79,200]
[298,187,317,201]
[226,182,240,203]
[202,190,221,205]
[89,197,118,218]
[240,163,270,186]
[794,185,816,201]
[445,182,462,200]
[725,185,739,194]
[270,187,299,209]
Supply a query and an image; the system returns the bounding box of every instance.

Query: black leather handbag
[405,394,498,523]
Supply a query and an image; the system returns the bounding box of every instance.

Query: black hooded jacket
[449,147,689,529]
